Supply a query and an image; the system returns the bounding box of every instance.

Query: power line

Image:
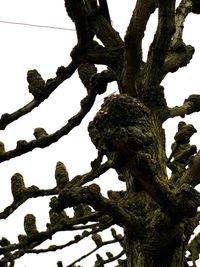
[0,20,75,31]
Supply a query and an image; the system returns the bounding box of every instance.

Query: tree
[0,0,200,266]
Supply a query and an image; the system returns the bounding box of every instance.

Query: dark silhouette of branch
[121,0,156,96]
[0,90,97,163]
[0,156,112,219]
[145,1,175,87]
[25,224,114,256]
[74,159,114,187]
[95,250,125,267]
[66,239,124,267]
[98,0,111,24]
[167,121,197,184]
[0,212,111,264]
[0,187,57,219]
[0,62,77,130]
[65,0,91,47]
[178,150,200,187]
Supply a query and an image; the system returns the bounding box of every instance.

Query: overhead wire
[0,20,75,31]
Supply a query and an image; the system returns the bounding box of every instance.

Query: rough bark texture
[0,0,200,267]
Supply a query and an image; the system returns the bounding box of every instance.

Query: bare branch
[88,10,123,48]
[25,224,113,256]
[161,44,194,77]
[98,0,111,24]
[0,62,77,130]
[172,0,193,46]
[74,159,113,187]
[145,0,176,87]
[95,250,125,267]
[0,90,96,163]
[121,0,156,96]
[65,0,91,47]
[66,239,123,267]
[169,95,200,118]
[0,212,108,264]
[167,121,197,184]
[0,187,57,220]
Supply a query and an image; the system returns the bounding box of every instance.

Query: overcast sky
[0,1,199,266]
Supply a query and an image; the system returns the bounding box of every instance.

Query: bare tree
[0,0,200,266]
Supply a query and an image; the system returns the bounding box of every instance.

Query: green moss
[146,208,170,230]
[0,237,10,246]
[11,173,25,202]
[24,214,38,237]
[88,94,154,165]
[73,204,92,218]
[174,122,196,145]
[106,252,113,258]
[82,230,90,237]
[49,210,69,227]
[34,128,48,139]
[27,69,45,99]
[55,161,69,189]
[18,234,27,243]
[92,233,103,247]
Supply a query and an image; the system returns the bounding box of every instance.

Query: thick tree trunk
[124,234,187,267]
[89,94,197,267]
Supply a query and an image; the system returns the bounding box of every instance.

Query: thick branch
[172,0,193,46]
[121,0,156,96]
[90,68,117,95]
[161,44,194,77]
[98,0,111,24]
[50,184,141,230]
[178,150,200,187]
[146,178,200,219]
[88,12,123,48]
[169,94,200,118]
[71,42,123,68]
[145,0,175,87]
[65,0,91,47]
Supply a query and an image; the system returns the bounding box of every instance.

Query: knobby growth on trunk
[0,0,200,266]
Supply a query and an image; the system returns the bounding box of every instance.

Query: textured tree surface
[0,1,200,267]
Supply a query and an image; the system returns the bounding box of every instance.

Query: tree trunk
[124,234,187,267]
[89,93,197,267]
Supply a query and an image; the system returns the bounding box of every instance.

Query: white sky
[0,1,199,266]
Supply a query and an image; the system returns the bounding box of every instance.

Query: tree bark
[124,234,187,267]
